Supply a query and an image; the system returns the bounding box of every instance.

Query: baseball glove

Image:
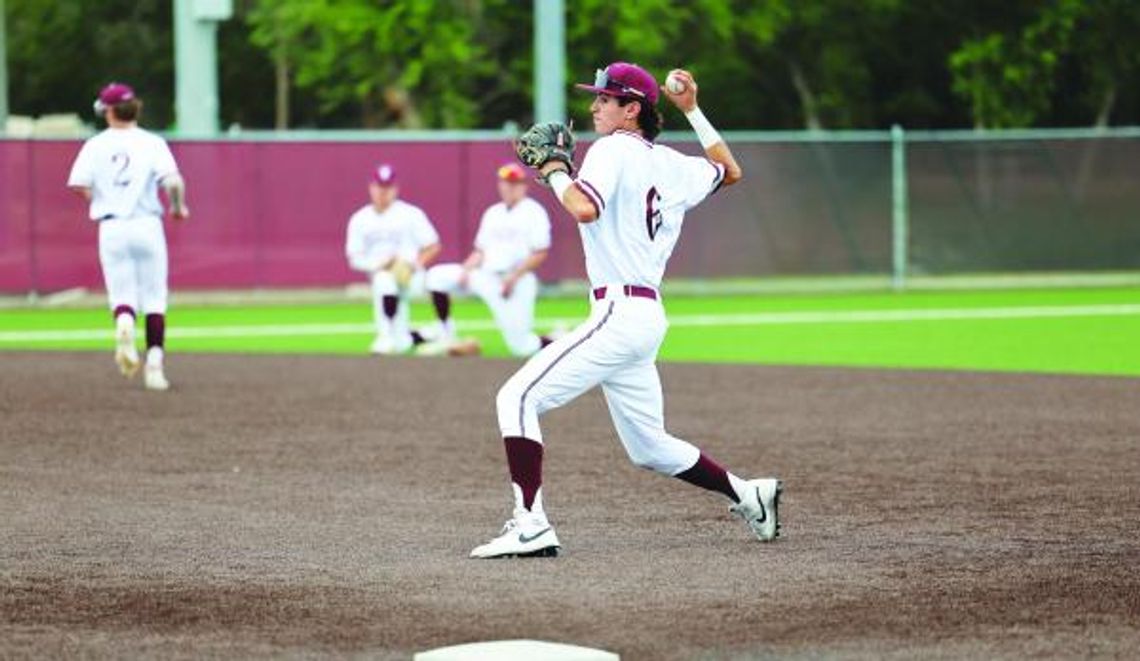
[387,258,415,289]
[515,122,575,175]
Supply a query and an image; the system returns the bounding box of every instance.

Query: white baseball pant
[427,263,542,356]
[98,216,168,314]
[370,269,426,351]
[495,286,700,475]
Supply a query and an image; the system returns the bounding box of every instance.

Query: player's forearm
[417,243,442,269]
[686,108,743,186]
[161,173,188,212]
[705,142,743,186]
[545,169,598,223]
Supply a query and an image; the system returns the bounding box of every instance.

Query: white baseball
[665,74,686,94]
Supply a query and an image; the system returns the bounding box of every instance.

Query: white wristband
[685,107,723,149]
[547,170,573,202]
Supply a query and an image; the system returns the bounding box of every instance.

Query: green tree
[562,0,909,130]
[752,0,905,130]
[245,0,307,129]
[564,0,737,128]
[464,0,533,129]
[8,0,1140,132]
[6,0,173,128]
[1068,0,1140,126]
[949,0,1082,128]
[245,0,493,129]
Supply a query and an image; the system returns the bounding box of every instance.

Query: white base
[415,639,619,661]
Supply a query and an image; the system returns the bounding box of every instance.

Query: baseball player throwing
[67,82,188,392]
[423,162,560,357]
[345,164,442,355]
[471,63,781,559]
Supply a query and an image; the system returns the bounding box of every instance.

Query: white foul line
[1,303,1138,343]
[665,303,1140,326]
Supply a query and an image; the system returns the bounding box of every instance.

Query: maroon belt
[592,285,658,301]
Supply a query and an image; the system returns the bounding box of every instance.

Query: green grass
[2,286,1139,376]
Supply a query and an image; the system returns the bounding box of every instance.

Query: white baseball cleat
[416,321,455,344]
[730,478,783,542]
[470,509,561,559]
[370,335,396,355]
[546,321,569,342]
[114,328,140,378]
[144,364,170,391]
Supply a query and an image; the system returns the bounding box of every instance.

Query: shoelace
[497,518,520,536]
[728,500,756,519]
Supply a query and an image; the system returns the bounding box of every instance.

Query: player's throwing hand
[661,68,698,113]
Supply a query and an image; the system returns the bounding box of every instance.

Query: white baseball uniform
[345,198,440,351]
[496,129,726,474]
[67,126,180,315]
[426,196,551,356]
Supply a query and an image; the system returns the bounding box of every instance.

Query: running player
[345,163,442,355]
[471,63,781,558]
[67,82,188,392]
[423,162,560,357]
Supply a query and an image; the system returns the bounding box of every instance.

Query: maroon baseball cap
[93,82,136,113]
[370,163,397,186]
[575,62,659,105]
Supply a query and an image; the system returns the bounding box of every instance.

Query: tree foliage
[5,0,1140,131]
[243,0,496,128]
[949,0,1083,128]
[563,0,739,128]
[1065,0,1140,127]
[6,0,174,128]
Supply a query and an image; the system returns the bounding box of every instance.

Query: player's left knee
[372,271,398,295]
[495,385,527,436]
[496,379,524,416]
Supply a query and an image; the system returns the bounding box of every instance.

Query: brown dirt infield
[2,352,1138,659]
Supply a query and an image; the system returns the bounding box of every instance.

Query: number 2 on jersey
[111,152,131,187]
[645,186,663,240]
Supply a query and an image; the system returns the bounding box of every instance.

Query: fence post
[891,124,908,291]
[26,139,40,301]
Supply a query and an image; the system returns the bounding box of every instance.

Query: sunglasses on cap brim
[587,68,647,100]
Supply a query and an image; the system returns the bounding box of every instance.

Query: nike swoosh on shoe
[518,527,552,544]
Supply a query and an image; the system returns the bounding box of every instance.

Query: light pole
[533,0,565,124]
[174,0,232,135]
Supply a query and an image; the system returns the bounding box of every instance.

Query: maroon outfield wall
[7,134,1140,295]
[0,139,589,293]
[0,136,900,294]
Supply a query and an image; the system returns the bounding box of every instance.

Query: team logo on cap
[93,82,137,115]
[372,164,397,185]
[497,163,526,182]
